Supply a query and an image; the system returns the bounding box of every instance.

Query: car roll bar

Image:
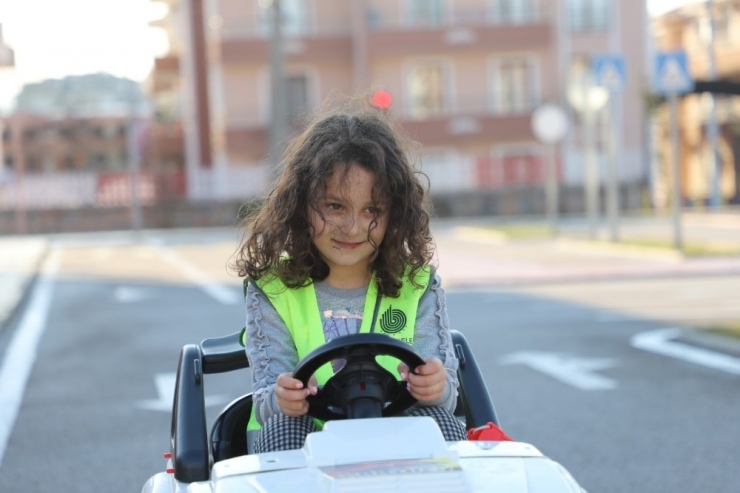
[171,329,249,482]
[451,330,500,428]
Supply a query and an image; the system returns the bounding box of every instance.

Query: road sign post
[653,51,694,251]
[532,105,569,236]
[593,55,627,243]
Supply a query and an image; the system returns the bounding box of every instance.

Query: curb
[555,238,684,262]
[676,329,740,359]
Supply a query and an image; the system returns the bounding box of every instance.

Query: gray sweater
[245,273,459,426]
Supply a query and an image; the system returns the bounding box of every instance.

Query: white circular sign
[531,104,569,144]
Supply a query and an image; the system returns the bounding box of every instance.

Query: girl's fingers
[408,379,446,398]
[413,357,444,375]
[397,362,410,381]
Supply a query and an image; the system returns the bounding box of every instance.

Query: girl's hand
[397,357,447,403]
[275,372,318,417]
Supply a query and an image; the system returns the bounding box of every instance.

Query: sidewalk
[0,236,49,333]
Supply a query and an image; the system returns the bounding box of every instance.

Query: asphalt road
[0,228,739,492]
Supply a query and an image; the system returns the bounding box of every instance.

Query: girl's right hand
[275,372,318,417]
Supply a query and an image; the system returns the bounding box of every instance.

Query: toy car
[141,330,587,492]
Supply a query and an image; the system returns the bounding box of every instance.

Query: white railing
[0,153,648,211]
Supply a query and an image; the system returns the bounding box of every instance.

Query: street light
[567,82,609,239]
[703,0,722,209]
[261,0,287,181]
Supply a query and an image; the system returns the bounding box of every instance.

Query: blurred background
[0,0,737,235]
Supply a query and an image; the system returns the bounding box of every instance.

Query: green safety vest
[246,267,431,431]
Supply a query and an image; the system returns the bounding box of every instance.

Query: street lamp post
[267,0,287,180]
[568,81,609,239]
[704,0,722,209]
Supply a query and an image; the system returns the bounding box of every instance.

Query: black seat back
[211,394,253,462]
[450,330,500,428]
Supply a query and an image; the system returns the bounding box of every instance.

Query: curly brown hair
[233,97,434,297]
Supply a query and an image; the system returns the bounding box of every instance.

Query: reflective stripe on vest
[246,267,431,431]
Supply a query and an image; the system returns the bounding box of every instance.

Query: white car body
[142,417,585,493]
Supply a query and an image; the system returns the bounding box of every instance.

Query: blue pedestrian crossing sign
[653,51,693,95]
[592,55,626,92]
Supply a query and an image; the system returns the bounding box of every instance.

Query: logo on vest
[379,306,406,334]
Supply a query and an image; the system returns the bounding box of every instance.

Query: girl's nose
[339,210,362,234]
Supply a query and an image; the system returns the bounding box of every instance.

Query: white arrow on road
[136,373,232,411]
[631,328,740,376]
[499,352,618,390]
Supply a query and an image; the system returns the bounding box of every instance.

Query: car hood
[213,418,583,493]
[144,417,584,493]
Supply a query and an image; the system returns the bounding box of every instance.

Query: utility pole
[669,93,683,250]
[705,0,722,208]
[127,102,143,234]
[269,0,288,179]
[181,0,212,200]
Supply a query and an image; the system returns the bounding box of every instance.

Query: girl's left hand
[397,357,447,403]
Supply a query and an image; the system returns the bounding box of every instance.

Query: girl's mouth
[332,239,363,250]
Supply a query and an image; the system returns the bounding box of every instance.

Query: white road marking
[114,286,154,303]
[0,248,60,467]
[499,351,618,390]
[136,373,231,412]
[149,241,240,305]
[631,328,740,376]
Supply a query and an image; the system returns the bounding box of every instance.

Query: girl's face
[309,163,388,286]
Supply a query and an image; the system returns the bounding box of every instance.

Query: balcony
[225,126,269,158]
[365,23,551,56]
[220,34,352,65]
[400,112,535,145]
[224,106,536,161]
[218,12,353,65]
[364,4,551,56]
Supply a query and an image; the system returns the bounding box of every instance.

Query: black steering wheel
[292,333,426,422]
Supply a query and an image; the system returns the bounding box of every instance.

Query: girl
[234,98,466,453]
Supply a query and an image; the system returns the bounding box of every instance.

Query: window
[26,155,40,172]
[568,0,609,32]
[713,3,736,42]
[406,0,444,27]
[491,0,536,25]
[258,0,310,36]
[493,59,536,114]
[286,74,309,125]
[260,71,313,125]
[406,61,449,119]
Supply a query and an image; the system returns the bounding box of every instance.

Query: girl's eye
[326,203,342,211]
[365,206,381,215]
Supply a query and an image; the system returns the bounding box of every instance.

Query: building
[0,24,14,68]
[652,0,740,206]
[0,74,177,220]
[2,74,150,174]
[149,0,649,213]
